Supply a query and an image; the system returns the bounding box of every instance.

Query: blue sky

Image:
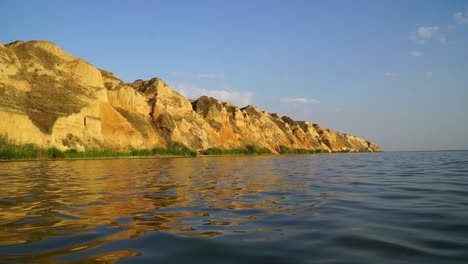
[2,0,468,151]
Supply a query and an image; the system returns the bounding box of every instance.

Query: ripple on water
[0,152,468,263]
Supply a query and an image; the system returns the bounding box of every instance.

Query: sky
[2,0,468,151]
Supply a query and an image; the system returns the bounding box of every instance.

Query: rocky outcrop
[0,40,380,153]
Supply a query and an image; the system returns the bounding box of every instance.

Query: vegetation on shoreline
[201,145,272,155]
[0,136,58,159]
[279,145,330,154]
[1,135,370,160]
[0,135,196,160]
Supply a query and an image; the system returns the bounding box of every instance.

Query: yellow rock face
[0,40,380,153]
[0,110,47,146]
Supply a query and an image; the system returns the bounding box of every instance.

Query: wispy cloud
[416,26,439,42]
[174,83,252,106]
[170,71,225,79]
[384,72,399,78]
[454,9,468,24]
[279,97,320,104]
[410,12,465,46]
[409,50,423,57]
[411,26,440,43]
[334,107,343,113]
[417,26,439,39]
[425,71,433,78]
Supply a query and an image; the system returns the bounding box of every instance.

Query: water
[0,151,467,264]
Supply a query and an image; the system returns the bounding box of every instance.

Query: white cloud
[439,36,447,43]
[409,50,423,57]
[384,72,399,78]
[425,71,433,78]
[417,26,439,39]
[279,97,320,104]
[454,10,468,24]
[170,72,225,79]
[174,83,252,106]
[411,26,440,43]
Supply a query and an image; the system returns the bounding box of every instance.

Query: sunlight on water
[1,152,468,263]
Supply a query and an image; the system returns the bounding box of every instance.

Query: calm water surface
[0,151,467,263]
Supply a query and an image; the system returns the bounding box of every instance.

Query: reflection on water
[1,152,468,263]
[0,156,323,263]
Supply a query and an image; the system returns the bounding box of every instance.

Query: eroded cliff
[0,40,380,153]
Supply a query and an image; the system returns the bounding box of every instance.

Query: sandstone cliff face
[0,40,380,153]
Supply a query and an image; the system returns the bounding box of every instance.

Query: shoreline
[0,151,378,162]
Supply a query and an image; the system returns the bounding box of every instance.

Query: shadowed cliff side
[0,40,380,153]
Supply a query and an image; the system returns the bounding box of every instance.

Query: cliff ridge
[0,40,380,153]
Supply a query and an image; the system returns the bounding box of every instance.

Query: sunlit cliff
[0,40,380,153]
